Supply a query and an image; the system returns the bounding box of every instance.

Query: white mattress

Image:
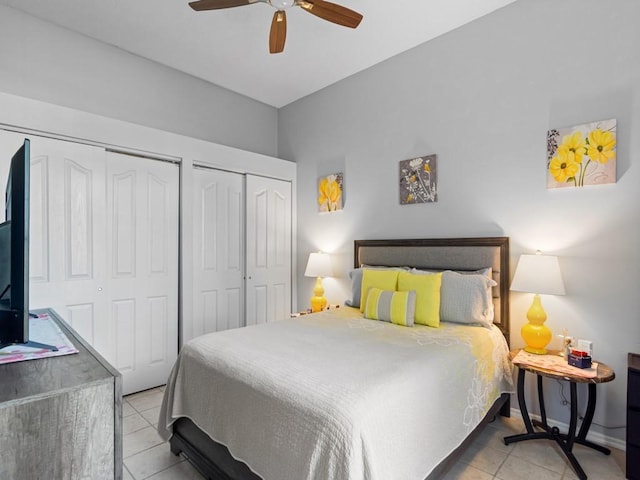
[159,307,513,480]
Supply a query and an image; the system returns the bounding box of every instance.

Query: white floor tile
[123,425,165,459]
[460,442,509,475]
[124,412,151,436]
[475,423,518,454]
[442,462,495,480]
[123,401,137,418]
[509,438,568,474]
[127,388,165,412]
[561,444,626,480]
[145,460,205,480]
[496,454,563,480]
[124,443,184,480]
[140,405,162,427]
[123,465,135,480]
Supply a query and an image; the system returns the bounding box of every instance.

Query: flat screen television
[0,139,56,351]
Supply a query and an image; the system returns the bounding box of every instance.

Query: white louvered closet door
[106,152,179,394]
[192,166,244,337]
[245,175,292,326]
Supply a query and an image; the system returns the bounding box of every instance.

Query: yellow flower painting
[399,154,437,204]
[318,173,343,212]
[547,119,616,188]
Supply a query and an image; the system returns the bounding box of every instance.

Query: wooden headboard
[354,237,510,344]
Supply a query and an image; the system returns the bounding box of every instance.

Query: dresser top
[0,309,120,405]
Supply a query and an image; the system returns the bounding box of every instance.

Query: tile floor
[123,387,627,480]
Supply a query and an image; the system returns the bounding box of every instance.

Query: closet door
[193,167,244,337]
[0,131,109,351]
[106,152,179,394]
[245,175,292,326]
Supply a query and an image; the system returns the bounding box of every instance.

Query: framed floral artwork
[318,173,343,212]
[399,154,437,204]
[547,118,616,189]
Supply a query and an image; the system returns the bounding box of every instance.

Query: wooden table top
[509,349,615,384]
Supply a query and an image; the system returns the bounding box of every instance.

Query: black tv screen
[0,139,30,346]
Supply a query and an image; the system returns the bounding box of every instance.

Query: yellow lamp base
[523,344,550,355]
[310,276,327,313]
[310,295,327,313]
[521,294,552,355]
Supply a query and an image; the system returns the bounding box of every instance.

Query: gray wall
[279,0,640,442]
[0,5,278,157]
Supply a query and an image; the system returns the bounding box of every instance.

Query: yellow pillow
[397,271,442,327]
[360,269,400,312]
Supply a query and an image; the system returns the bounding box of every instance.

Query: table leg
[574,383,611,455]
[517,368,534,433]
[551,382,588,480]
[567,382,578,450]
[532,374,548,431]
[537,374,548,428]
[504,369,550,445]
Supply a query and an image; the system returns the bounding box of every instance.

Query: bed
[159,237,513,480]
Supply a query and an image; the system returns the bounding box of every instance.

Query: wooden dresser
[629,353,640,480]
[0,309,122,479]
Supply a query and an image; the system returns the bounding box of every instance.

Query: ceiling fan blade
[269,10,287,54]
[298,0,362,28]
[189,0,257,11]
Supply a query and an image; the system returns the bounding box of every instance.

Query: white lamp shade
[304,252,333,278]
[510,253,565,296]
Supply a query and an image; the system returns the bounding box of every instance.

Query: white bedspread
[159,307,512,480]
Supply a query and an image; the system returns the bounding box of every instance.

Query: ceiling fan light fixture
[269,0,296,9]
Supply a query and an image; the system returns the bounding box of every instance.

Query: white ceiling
[0,0,515,108]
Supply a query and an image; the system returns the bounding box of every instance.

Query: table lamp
[304,252,332,312]
[510,251,565,354]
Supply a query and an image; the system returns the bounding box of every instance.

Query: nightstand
[290,305,342,317]
[504,349,615,480]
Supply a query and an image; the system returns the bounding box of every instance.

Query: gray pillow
[411,268,497,327]
[345,268,364,308]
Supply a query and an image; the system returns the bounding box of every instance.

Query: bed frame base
[170,417,260,480]
[170,393,511,480]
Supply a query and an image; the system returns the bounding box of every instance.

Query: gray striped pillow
[363,288,416,327]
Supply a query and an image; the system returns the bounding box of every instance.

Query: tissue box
[568,351,592,369]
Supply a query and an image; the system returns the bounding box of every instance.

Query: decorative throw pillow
[345,266,409,308]
[345,268,365,308]
[364,288,416,327]
[397,271,442,327]
[359,269,401,312]
[438,270,497,327]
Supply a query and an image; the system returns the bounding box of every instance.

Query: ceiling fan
[189,0,363,54]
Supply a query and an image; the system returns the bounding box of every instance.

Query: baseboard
[509,407,626,452]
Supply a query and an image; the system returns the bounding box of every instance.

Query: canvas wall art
[399,154,437,204]
[318,173,343,212]
[547,118,616,189]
